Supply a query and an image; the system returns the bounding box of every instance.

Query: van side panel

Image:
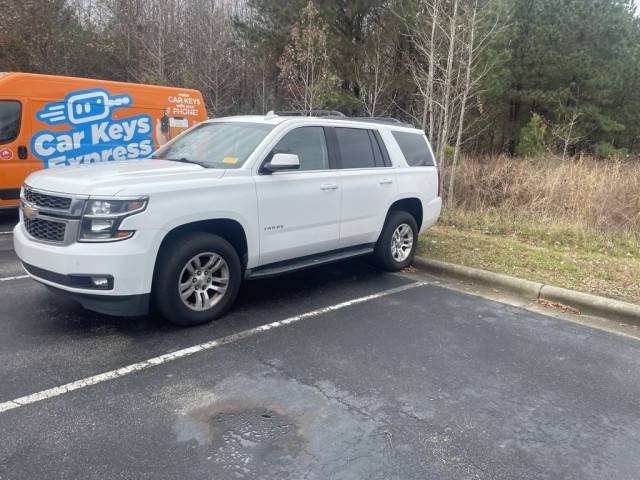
[0,73,207,208]
[0,96,34,206]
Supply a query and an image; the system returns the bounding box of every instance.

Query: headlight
[89,200,113,215]
[79,197,148,241]
[86,199,147,217]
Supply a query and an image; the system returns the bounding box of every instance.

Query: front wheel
[153,233,242,326]
[374,211,418,272]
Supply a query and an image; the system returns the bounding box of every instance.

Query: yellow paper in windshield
[223,156,239,164]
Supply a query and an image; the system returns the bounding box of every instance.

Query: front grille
[23,188,72,210]
[24,217,66,243]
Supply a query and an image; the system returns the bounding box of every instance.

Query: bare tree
[96,0,153,81]
[277,1,335,112]
[134,0,184,85]
[551,105,584,161]
[436,0,459,174]
[405,0,442,136]
[447,0,498,206]
[426,0,440,141]
[402,0,500,206]
[356,17,398,117]
[0,0,88,75]
[184,0,241,116]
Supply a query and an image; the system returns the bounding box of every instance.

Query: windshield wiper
[153,156,211,168]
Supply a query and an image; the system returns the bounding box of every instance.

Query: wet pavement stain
[173,372,390,479]
[177,400,313,478]
[213,406,310,477]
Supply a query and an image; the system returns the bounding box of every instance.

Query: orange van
[0,73,208,209]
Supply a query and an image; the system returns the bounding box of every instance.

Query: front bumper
[43,284,150,317]
[14,222,161,298]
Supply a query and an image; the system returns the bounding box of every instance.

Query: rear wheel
[374,210,418,271]
[153,233,241,326]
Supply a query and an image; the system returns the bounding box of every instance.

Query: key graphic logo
[37,89,132,126]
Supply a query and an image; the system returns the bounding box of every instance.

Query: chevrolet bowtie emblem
[23,203,38,219]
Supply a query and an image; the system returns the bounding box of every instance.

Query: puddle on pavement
[173,372,390,478]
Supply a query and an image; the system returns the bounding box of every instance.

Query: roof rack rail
[272,109,347,118]
[348,117,415,128]
[370,117,406,124]
[265,110,415,128]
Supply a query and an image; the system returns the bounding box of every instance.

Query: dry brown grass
[424,155,640,303]
[445,155,640,236]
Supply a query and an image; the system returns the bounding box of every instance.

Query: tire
[374,210,419,272]
[152,233,242,327]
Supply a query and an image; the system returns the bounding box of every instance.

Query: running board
[245,245,375,280]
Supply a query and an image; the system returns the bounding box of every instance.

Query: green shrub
[516,113,547,158]
[444,144,457,163]
[595,142,629,160]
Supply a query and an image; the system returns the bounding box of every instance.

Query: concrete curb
[413,257,640,325]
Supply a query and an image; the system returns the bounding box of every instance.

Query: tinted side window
[335,127,376,169]
[272,126,329,171]
[0,101,21,144]
[392,131,435,166]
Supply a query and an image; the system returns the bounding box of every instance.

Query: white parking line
[0,275,29,282]
[0,281,427,414]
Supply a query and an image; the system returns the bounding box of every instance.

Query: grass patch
[418,209,640,304]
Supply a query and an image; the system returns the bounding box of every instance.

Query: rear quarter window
[392,131,434,167]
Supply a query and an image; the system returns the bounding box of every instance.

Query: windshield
[152,122,274,168]
[0,100,21,144]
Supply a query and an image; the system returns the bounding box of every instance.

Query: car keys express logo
[31,88,154,168]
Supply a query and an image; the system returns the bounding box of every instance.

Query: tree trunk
[427,0,439,144]
[436,0,459,190]
[448,0,478,208]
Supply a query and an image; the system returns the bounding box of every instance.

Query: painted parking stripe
[0,281,427,414]
[0,275,29,282]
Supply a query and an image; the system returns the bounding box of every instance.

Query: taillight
[437,168,442,198]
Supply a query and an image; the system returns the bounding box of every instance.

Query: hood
[24,160,225,196]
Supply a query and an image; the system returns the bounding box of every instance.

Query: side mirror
[263,153,300,173]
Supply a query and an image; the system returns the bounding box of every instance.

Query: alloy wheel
[178,252,230,311]
[391,223,414,262]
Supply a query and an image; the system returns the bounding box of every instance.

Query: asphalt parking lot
[1,210,640,480]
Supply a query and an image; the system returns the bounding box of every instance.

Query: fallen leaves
[537,298,580,315]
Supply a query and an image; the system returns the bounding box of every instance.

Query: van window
[392,131,435,166]
[335,127,377,169]
[271,127,329,171]
[0,101,21,144]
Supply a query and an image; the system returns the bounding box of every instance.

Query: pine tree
[516,113,547,158]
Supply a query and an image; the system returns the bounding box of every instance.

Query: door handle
[18,146,28,160]
[379,178,393,185]
[320,183,339,191]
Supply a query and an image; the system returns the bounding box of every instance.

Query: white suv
[14,113,442,326]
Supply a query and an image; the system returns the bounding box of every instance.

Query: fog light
[91,276,110,288]
[90,219,114,232]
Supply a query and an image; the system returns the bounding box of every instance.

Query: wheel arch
[386,197,423,231]
[154,219,249,276]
